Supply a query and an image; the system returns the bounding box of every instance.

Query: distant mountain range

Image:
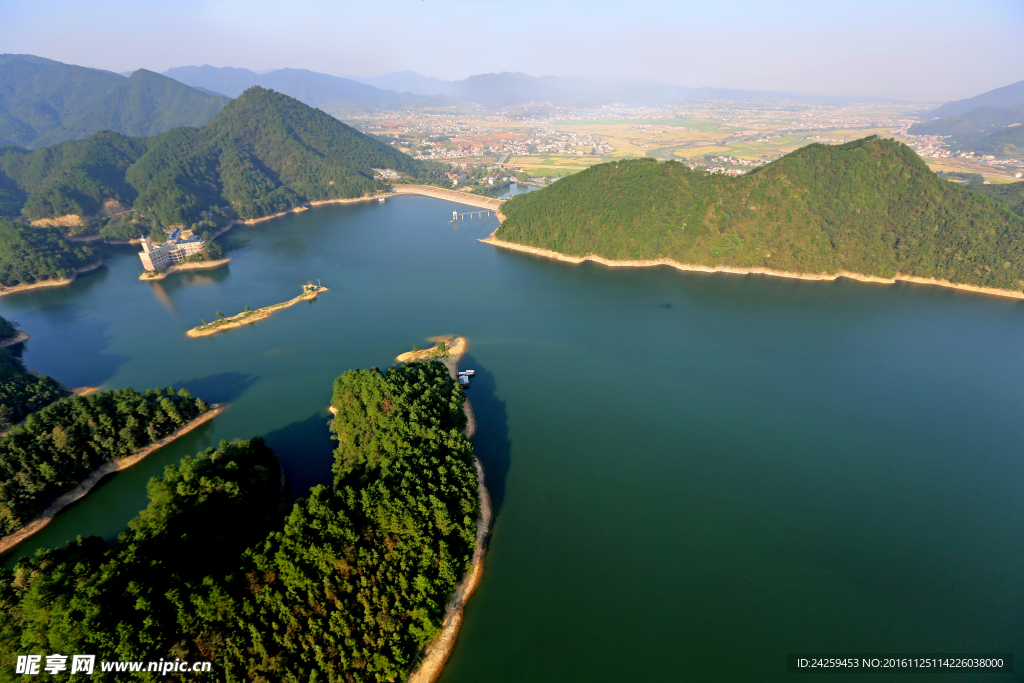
[927,80,1024,119]
[0,55,229,149]
[913,80,1024,157]
[168,67,812,111]
[162,66,449,113]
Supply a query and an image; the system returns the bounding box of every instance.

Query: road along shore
[480,234,1024,301]
[0,404,225,555]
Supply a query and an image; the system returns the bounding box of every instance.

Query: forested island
[493,136,1024,294]
[0,360,482,682]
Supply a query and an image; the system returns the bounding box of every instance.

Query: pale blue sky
[2,0,1022,99]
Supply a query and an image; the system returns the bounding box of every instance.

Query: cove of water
[1,192,1022,681]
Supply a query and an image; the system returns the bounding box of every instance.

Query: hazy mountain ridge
[0,55,229,149]
[928,80,1024,119]
[163,65,450,113]
[172,66,814,110]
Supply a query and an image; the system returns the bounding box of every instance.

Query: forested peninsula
[0,387,213,539]
[494,136,1024,294]
[1,361,483,682]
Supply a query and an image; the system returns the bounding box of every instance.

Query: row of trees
[0,387,210,535]
[0,361,480,681]
[498,136,1024,291]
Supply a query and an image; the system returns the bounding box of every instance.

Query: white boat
[458,369,475,377]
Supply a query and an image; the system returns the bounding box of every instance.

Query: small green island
[186,284,328,337]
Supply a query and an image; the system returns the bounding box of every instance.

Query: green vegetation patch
[0,220,95,287]
[0,387,210,535]
[498,136,1024,291]
[1,361,480,682]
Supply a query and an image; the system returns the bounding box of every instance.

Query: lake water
[2,191,1022,681]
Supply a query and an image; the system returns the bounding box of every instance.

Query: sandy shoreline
[186,285,328,337]
[140,258,231,280]
[0,260,104,298]
[0,404,225,555]
[403,335,488,683]
[480,235,1024,300]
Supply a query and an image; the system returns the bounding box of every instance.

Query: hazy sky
[3,0,1022,100]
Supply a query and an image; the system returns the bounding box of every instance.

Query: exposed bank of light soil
[139,258,231,280]
[0,331,30,347]
[395,336,487,683]
[0,404,225,555]
[391,185,505,212]
[0,261,104,298]
[186,286,328,338]
[480,234,1024,300]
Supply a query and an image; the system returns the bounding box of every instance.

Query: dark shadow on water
[461,355,511,516]
[262,411,336,503]
[172,372,259,404]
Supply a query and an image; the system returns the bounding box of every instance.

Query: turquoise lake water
[1,191,1021,681]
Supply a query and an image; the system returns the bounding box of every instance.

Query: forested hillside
[0,55,228,148]
[0,387,211,535]
[0,361,480,682]
[496,136,1024,292]
[0,338,66,431]
[0,220,95,286]
[0,87,445,227]
[967,181,1024,218]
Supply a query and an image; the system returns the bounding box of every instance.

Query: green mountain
[0,55,229,149]
[928,80,1024,119]
[0,87,444,226]
[496,136,1024,292]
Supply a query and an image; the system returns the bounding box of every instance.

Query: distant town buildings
[372,168,400,180]
[138,229,205,271]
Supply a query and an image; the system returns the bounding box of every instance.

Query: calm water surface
[1,193,1022,681]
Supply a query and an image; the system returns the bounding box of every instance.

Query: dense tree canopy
[0,87,446,227]
[0,345,66,432]
[497,136,1024,291]
[0,361,480,682]
[0,220,95,287]
[0,387,210,535]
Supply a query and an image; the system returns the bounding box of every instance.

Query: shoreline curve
[0,260,104,299]
[480,235,1024,301]
[0,404,225,555]
[402,335,489,683]
[140,258,231,280]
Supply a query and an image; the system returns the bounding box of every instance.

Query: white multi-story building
[138,229,205,271]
